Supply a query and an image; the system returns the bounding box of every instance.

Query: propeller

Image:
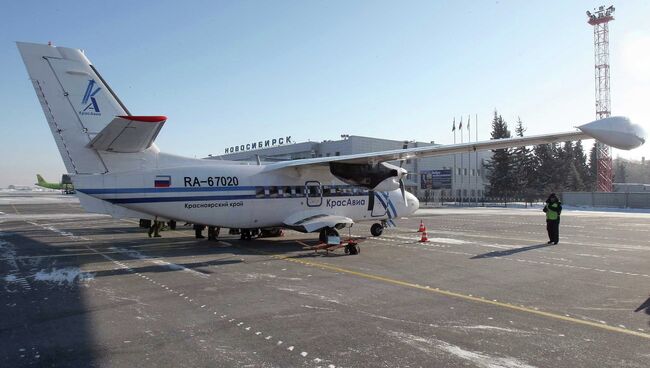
[399,178,407,206]
[399,143,409,206]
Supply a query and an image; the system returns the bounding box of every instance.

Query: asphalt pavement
[1,193,649,367]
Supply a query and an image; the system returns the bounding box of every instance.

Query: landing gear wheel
[370,223,383,237]
[345,243,360,255]
[240,229,253,241]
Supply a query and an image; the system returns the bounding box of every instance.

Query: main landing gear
[370,222,384,237]
[240,229,253,240]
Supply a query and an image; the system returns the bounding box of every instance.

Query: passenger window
[269,186,279,198]
[255,187,265,198]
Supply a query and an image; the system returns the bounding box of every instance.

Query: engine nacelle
[329,162,406,189]
[373,177,401,192]
[578,116,645,150]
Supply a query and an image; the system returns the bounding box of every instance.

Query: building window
[406,159,412,164]
[326,153,330,157]
[335,152,340,156]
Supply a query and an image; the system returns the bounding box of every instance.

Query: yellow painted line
[252,248,650,340]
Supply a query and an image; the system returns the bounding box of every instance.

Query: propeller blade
[367,190,375,211]
[399,179,407,206]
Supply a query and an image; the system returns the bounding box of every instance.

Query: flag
[452,118,456,132]
[467,115,471,131]
[459,117,463,131]
[154,175,171,188]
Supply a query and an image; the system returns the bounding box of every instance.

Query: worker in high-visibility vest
[543,193,562,245]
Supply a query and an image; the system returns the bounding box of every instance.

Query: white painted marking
[301,351,308,357]
[287,346,294,351]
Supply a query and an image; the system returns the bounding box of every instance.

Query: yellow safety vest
[546,202,560,220]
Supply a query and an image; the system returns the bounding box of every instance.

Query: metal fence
[561,192,650,209]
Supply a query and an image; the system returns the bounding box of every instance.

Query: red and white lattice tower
[587,5,615,192]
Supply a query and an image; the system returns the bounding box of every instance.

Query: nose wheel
[370,223,384,237]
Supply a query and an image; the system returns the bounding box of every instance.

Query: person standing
[543,193,562,245]
[148,217,162,238]
[193,224,206,239]
[207,226,221,241]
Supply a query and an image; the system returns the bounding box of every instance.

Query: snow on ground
[33,267,94,285]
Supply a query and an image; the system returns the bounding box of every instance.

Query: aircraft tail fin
[36,174,46,185]
[16,42,157,174]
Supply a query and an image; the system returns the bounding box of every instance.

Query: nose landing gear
[370,222,384,237]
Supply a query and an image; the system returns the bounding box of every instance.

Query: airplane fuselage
[74,162,419,230]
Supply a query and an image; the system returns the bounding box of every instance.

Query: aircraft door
[305,181,322,207]
[370,191,388,217]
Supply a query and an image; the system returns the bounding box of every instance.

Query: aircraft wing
[261,116,645,172]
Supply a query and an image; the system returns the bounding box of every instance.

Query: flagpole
[467,114,471,206]
[475,113,479,206]
[452,117,456,205]
[458,115,465,206]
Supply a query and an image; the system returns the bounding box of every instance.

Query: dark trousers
[546,219,560,243]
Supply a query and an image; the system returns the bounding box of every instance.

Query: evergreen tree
[534,143,563,195]
[614,159,627,183]
[565,162,585,191]
[485,111,514,197]
[559,141,575,189]
[588,144,598,190]
[511,118,538,201]
[573,140,590,190]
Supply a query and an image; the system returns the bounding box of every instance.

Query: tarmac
[1,192,649,367]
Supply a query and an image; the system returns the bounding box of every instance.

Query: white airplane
[17,42,645,254]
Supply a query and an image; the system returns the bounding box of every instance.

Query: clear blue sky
[1,1,649,187]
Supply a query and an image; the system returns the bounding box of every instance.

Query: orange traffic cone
[418,220,425,232]
[419,229,429,242]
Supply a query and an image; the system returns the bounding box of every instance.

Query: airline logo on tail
[80,79,101,116]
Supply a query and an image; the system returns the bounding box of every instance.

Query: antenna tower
[587,5,615,192]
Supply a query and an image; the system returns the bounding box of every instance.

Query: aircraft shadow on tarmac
[0,232,97,367]
[470,243,553,259]
[634,296,650,326]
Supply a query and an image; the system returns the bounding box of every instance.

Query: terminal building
[209,135,490,201]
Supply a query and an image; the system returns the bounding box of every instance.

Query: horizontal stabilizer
[88,116,166,153]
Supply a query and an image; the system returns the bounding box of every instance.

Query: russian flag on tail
[154,175,171,188]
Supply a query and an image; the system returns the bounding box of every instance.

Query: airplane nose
[406,192,419,213]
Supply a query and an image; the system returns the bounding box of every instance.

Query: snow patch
[34,267,94,285]
[427,237,472,245]
[386,329,536,368]
[110,247,208,278]
[4,274,17,282]
[452,325,533,334]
